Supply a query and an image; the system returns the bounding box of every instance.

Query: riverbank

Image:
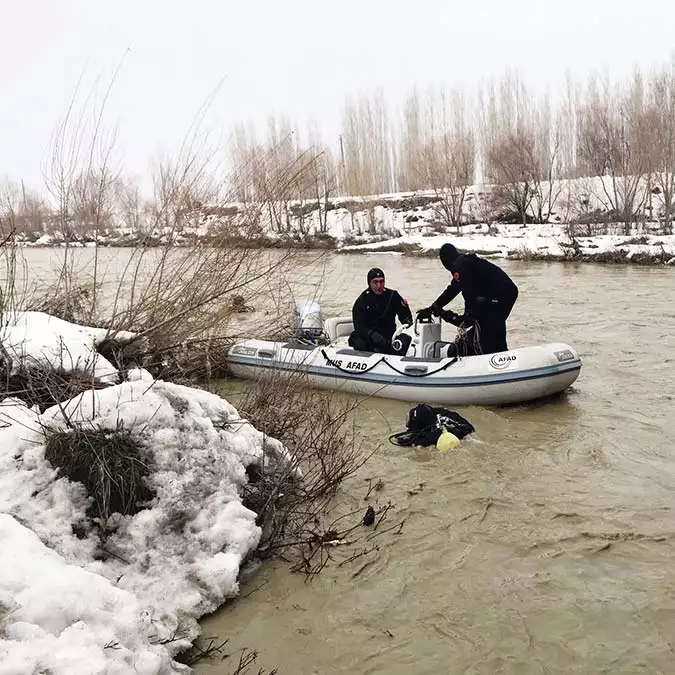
[0,311,365,674]
[11,225,675,266]
[337,225,675,265]
[0,312,288,673]
[9,207,675,266]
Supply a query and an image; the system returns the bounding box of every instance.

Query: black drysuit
[349,288,413,353]
[432,253,518,354]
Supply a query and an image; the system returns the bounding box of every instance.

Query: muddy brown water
[202,256,675,675]
[8,248,675,674]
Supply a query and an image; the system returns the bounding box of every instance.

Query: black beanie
[367,267,385,284]
[439,243,459,271]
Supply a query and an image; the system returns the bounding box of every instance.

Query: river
[203,255,675,675]
[8,247,675,674]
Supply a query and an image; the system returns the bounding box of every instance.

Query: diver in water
[349,267,413,354]
[417,243,518,355]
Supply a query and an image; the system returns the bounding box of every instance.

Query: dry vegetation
[43,421,153,537]
[0,66,372,534]
[232,370,375,574]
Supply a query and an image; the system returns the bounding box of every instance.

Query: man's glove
[416,306,434,321]
[369,330,389,351]
[439,309,462,326]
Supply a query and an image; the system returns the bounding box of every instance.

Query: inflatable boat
[226,302,582,406]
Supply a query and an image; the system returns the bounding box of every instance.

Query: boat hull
[226,340,582,406]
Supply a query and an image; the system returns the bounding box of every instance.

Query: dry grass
[29,282,98,325]
[43,421,154,534]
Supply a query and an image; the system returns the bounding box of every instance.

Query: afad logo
[489,353,516,370]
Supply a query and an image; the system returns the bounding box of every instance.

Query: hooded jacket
[432,252,518,320]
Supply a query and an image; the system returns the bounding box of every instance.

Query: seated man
[348,267,413,354]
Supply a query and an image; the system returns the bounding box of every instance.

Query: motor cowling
[295,299,324,343]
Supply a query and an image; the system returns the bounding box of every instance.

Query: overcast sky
[3,0,675,189]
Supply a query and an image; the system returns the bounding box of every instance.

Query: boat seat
[324,316,354,343]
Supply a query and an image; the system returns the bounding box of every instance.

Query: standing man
[349,267,413,353]
[418,244,518,354]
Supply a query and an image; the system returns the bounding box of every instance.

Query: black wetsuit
[349,287,413,353]
[432,253,518,354]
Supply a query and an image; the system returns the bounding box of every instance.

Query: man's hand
[416,306,434,321]
[369,331,389,351]
[440,310,464,326]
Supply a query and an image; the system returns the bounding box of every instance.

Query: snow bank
[0,314,292,673]
[338,223,675,261]
[0,311,138,385]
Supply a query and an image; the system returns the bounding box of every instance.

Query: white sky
[3,0,675,189]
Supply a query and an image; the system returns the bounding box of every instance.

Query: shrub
[228,370,371,569]
[43,422,154,532]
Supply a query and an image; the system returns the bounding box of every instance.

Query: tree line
[3,60,675,236]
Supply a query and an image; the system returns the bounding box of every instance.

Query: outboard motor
[294,299,324,344]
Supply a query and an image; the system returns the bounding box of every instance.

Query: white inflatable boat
[226,302,582,406]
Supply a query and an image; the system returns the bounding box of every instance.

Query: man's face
[369,278,385,295]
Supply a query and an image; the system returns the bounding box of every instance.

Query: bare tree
[479,75,563,225]
[305,125,338,234]
[576,72,651,233]
[398,88,425,191]
[226,117,327,236]
[417,89,475,232]
[0,179,49,236]
[647,63,675,233]
[71,163,119,236]
[341,92,394,195]
[529,98,565,224]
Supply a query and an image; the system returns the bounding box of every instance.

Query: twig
[337,545,380,568]
[373,501,393,530]
[363,477,384,501]
[478,497,493,524]
[366,519,405,541]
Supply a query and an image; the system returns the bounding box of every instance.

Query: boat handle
[404,365,428,375]
[257,350,274,359]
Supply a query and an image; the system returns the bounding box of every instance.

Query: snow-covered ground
[1,312,140,384]
[8,175,675,263]
[0,312,290,674]
[338,222,675,264]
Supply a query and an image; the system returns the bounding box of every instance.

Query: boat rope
[452,321,483,357]
[320,350,458,378]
